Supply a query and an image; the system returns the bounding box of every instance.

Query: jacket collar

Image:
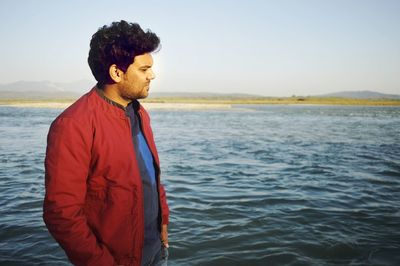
[94,87,141,114]
[95,87,126,110]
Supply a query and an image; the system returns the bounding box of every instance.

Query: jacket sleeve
[43,117,115,266]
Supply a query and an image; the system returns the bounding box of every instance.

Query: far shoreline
[0,101,233,110]
[0,97,399,109]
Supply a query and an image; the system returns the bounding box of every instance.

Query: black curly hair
[88,20,160,88]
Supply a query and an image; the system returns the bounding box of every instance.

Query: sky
[0,0,399,97]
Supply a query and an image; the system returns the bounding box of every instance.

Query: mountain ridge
[315,90,400,99]
[0,80,399,99]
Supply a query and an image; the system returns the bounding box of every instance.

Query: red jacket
[43,88,169,266]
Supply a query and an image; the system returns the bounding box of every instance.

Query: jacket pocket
[98,186,136,258]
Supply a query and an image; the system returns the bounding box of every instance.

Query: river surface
[0,104,399,265]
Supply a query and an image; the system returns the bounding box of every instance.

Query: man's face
[118,53,155,100]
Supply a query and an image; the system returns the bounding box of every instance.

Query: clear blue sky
[0,0,399,96]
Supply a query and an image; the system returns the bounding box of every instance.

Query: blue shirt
[127,103,160,264]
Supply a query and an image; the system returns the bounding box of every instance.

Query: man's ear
[109,64,123,83]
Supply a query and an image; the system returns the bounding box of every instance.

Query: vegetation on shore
[1,96,400,106]
[142,96,400,106]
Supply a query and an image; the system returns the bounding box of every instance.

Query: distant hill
[0,81,264,100]
[0,80,94,99]
[1,81,399,100]
[315,90,400,99]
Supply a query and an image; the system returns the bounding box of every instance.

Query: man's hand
[161,224,169,248]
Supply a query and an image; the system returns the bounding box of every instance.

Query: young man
[43,21,169,266]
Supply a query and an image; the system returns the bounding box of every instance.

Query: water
[0,104,399,265]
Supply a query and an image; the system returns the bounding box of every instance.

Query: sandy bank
[144,103,231,110]
[0,102,232,110]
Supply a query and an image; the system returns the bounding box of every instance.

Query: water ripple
[1,105,400,265]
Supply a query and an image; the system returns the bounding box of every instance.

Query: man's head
[88,20,160,94]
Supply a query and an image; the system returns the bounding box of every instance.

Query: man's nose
[147,69,155,80]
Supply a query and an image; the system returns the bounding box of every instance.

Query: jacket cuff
[162,214,169,225]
